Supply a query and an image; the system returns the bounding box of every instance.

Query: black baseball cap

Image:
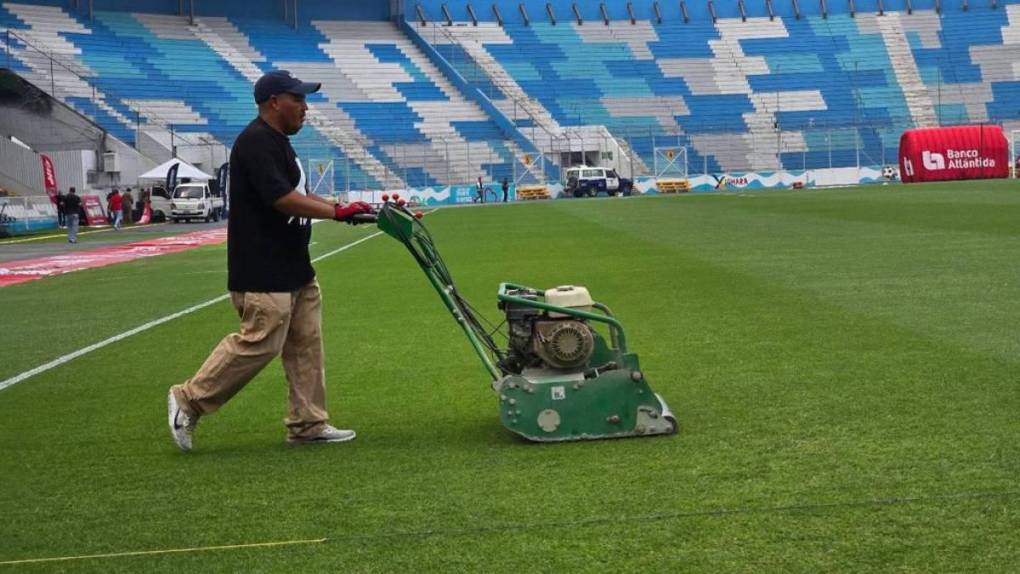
[253,70,321,104]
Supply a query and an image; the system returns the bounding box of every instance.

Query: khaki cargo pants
[172,279,330,440]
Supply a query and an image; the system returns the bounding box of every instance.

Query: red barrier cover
[899,125,1009,183]
[0,228,227,287]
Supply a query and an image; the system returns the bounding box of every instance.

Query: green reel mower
[366,200,677,442]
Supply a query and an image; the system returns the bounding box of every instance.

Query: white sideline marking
[312,231,381,263]
[0,294,228,393]
[0,538,327,565]
[0,231,384,393]
[0,223,167,245]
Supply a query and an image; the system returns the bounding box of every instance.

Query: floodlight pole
[775,64,781,171]
[1011,130,1018,179]
[937,67,942,126]
[853,61,860,171]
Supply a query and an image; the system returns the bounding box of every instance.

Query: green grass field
[2,182,1019,572]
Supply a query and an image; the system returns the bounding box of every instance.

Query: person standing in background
[476,176,485,203]
[501,177,509,203]
[121,188,134,225]
[108,189,123,230]
[64,187,81,243]
[55,190,66,227]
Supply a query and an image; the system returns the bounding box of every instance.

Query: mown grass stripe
[0,231,384,393]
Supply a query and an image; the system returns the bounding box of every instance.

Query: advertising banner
[165,162,180,195]
[40,154,58,203]
[81,195,109,226]
[899,125,1009,183]
[217,162,230,212]
[348,183,516,206]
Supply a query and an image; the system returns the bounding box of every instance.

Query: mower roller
[360,200,677,442]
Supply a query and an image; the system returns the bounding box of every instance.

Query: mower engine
[493,283,678,442]
[501,286,596,373]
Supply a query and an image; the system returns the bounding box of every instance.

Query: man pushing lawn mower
[167,70,373,451]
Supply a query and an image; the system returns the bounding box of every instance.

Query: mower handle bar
[348,213,378,224]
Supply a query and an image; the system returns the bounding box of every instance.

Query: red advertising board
[899,125,1009,183]
[81,194,109,226]
[40,154,58,203]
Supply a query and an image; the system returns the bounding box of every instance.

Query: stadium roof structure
[0,69,106,153]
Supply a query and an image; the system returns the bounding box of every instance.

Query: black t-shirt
[227,117,313,292]
[63,193,81,214]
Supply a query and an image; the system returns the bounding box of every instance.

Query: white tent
[138,159,214,182]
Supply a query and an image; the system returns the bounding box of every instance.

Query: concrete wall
[47,149,90,193]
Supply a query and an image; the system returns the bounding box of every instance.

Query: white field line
[0,223,167,245]
[0,230,385,393]
[0,538,327,566]
[0,294,228,393]
[311,231,381,263]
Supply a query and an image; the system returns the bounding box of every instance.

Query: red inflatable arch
[898,125,1009,183]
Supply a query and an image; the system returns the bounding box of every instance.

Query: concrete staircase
[872,12,938,128]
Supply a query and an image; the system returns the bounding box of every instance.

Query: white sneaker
[288,424,356,445]
[167,389,199,452]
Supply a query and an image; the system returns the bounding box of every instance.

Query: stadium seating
[425,7,1020,172]
[3,0,1020,183]
[0,2,526,190]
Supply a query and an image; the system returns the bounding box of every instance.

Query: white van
[170,183,224,223]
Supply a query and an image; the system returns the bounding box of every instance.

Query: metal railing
[423,24,566,152]
[294,136,547,192]
[606,117,996,176]
[422,23,660,179]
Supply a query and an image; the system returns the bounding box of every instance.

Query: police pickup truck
[564,166,633,198]
[170,183,224,223]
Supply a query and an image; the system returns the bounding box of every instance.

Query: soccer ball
[882,165,898,180]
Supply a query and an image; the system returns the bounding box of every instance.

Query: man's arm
[306,193,337,207]
[273,190,336,219]
[273,191,373,221]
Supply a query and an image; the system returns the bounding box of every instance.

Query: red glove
[333,201,374,222]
